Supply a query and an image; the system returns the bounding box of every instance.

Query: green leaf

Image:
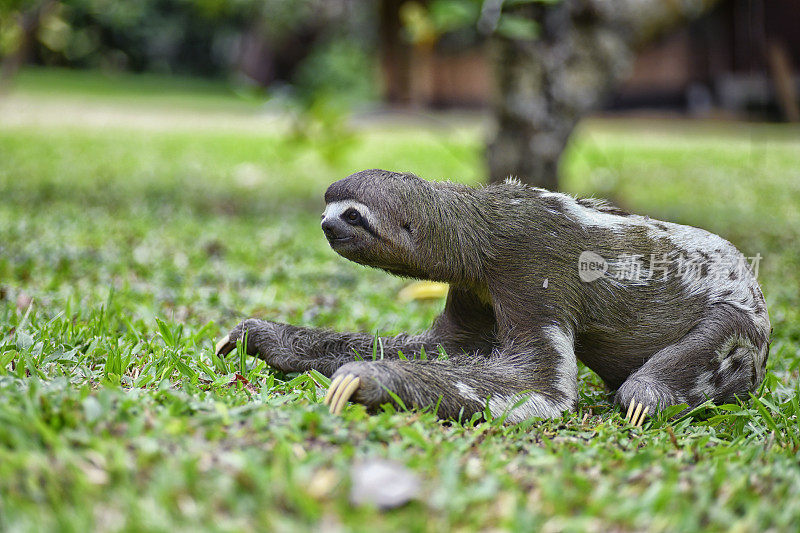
[155,317,175,348]
[16,331,33,351]
[380,384,408,412]
[398,425,428,447]
[429,0,480,32]
[496,14,539,40]
[308,369,331,388]
[752,396,779,434]
[0,351,16,374]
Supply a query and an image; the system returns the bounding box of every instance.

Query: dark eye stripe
[358,216,382,240]
[340,206,383,240]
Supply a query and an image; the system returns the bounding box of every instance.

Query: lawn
[1,70,799,532]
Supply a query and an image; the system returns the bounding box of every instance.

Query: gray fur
[222,169,770,421]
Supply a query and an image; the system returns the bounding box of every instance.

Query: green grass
[8,66,266,112]
[1,70,799,531]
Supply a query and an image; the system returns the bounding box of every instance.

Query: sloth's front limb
[215,319,445,377]
[326,328,579,422]
[215,287,497,377]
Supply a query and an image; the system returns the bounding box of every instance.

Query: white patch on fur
[535,189,561,199]
[691,370,716,400]
[541,192,637,230]
[487,392,566,423]
[676,249,761,317]
[552,193,767,331]
[322,200,378,228]
[693,334,761,400]
[656,221,733,255]
[553,195,755,306]
[645,221,765,319]
[455,381,480,402]
[717,334,764,384]
[472,326,578,423]
[715,335,756,362]
[544,194,754,307]
[560,200,635,230]
[457,381,561,421]
[544,325,579,403]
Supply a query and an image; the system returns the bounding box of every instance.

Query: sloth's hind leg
[616,307,768,424]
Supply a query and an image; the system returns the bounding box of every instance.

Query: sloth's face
[320,199,380,250]
[321,169,429,278]
[320,197,419,277]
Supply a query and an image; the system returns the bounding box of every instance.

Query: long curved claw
[215,334,234,357]
[325,374,361,415]
[630,402,643,426]
[334,377,362,415]
[637,406,650,427]
[324,375,345,407]
[624,400,650,427]
[625,400,636,422]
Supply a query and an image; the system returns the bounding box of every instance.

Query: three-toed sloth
[216,169,770,424]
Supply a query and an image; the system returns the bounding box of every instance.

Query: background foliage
[1,0,377,105]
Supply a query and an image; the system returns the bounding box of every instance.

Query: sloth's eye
[344,208,361,224]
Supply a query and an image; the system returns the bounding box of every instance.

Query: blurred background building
[2,0,798,120]
[379,0,799,121]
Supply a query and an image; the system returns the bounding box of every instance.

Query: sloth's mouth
[327,236,353,244]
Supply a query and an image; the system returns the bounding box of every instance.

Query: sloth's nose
[321,219,340,240]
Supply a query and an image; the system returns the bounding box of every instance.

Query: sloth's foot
[214,318,284,360]
[624,400,649,427]
[322,362,394,415]
[324,373,363,415]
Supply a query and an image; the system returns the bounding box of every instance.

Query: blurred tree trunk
[487,0,723,189]
[0,1,57,90]
[380,0,413,104]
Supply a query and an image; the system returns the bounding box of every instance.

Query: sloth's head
[321,169,432,278]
